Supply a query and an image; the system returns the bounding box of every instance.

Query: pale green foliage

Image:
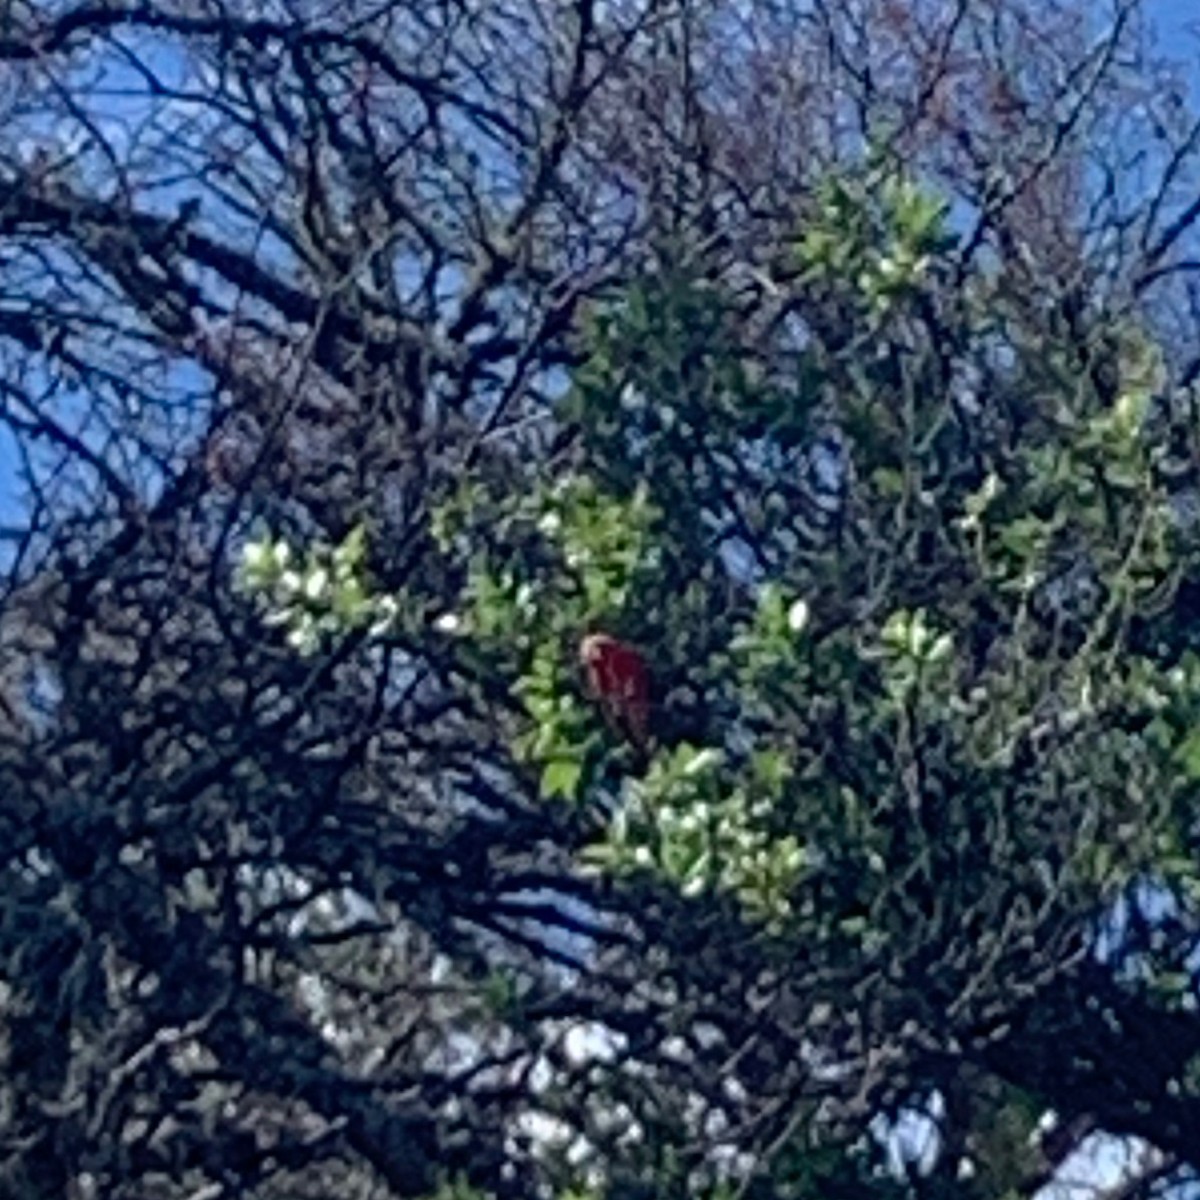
[431,473,659,652]
[512,640,593,802]
[731,583,809,675]
[540,475,661,615]
[238,525,398,653]
[432,474,662,803]
[877,608,955,705]
[795,168,952,317]
[433,474,660,643]
[437,468,815,922]
[728,583,813,728]
[584,742,806,928]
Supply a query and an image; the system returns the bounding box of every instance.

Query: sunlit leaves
[584,742,808,929]
[512,642,592,802]
[877,607,954,705]
[432,473,664,799]
[434,472,661,655]
[794,168,953,318]
[540,475,661,618]
[238,525,398,653]
[730,583,811,696]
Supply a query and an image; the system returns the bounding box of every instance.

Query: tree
[3,1,1200,1198]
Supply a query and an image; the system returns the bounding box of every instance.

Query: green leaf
[1173,728,1200,780]
[540,757,584,802]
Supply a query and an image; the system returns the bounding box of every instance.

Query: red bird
[579,633,651,753]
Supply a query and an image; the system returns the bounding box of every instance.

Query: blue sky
[1156,0,1197,35]
[1153,0,1199,78]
